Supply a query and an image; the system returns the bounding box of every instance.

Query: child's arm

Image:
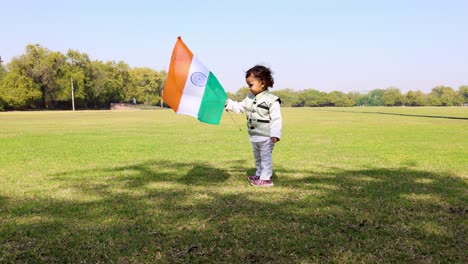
[225,98,246,114]
[270,101,282,142]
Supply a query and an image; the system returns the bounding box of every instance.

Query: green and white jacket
[225,90,282,141]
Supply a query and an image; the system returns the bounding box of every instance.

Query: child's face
[246,74,265,95]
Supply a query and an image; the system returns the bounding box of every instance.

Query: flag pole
[227,111,242,131]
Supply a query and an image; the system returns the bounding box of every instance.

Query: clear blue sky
[2,0,467,93]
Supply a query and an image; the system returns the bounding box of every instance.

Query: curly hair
[245,65,274,88]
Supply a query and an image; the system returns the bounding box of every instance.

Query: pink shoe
[248,175,260,181]
[250,179,274,187]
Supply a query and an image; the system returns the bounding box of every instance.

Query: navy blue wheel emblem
[190,72,207,87]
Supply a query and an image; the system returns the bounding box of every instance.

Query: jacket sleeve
[225,98,246,114]
[269,101,282,139]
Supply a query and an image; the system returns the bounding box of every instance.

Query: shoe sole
[250,182,274,187]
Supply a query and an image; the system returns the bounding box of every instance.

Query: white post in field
[71,77,75,111]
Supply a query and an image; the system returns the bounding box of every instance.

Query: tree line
[1,44,467,111]
[0,44,166,111]
[228,86,468,107]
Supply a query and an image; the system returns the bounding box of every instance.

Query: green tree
[382,88,404,106]
[0,73,41,109]
[458,86,468,105]
[0,60,6,110]
[232,87,249,101]
[356,94,370,106]
[273,89,300,107]
[405,90,426,106]
[430,86,459,106]
[85,61,124,108]
[62,50,93,109]
[0,96,4,111]
[368,89,384,106]
[317,92,330,107]
[8,44,68,109]
[110,61,131,105]
[226,91,236,101]
[0,60,5,81]
[296,89,322,107]
[427,95,442,106]
[347,92,360,106]
[82,60,131,108]
[327,91,354,107]
[128,67,165,105]
[228,88,300,107]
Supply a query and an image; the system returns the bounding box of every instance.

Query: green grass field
[1,107,467,263]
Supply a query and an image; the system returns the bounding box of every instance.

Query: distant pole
[160,83,164,108]
[71,77,75,111]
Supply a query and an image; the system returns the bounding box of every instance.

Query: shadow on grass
[1,161,466,263]
[316,109,468,120]
[0,195,7,207]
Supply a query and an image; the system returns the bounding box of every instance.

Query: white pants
[251,139,275,180]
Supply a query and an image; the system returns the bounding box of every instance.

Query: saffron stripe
[162,37,193,112]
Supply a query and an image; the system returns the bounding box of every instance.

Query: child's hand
[271,137,280,143]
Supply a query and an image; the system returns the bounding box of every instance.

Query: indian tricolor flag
[162,37,227,125]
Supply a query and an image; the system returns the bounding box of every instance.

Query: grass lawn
[0,107,467,263]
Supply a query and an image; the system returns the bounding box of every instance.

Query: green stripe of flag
[197,72,227,124]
